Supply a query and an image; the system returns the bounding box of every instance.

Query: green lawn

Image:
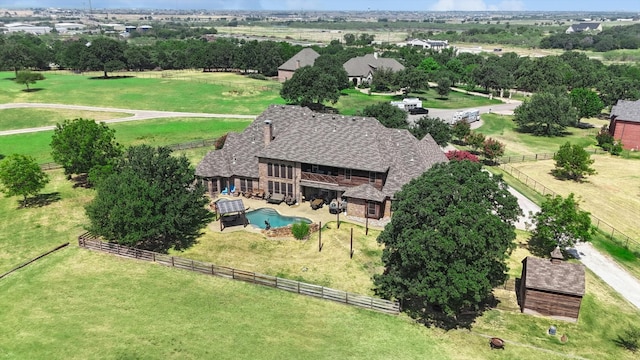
[0,108,131,131]
[0,71,284,114]
[0,117,251,164]
[474,114,607,156]
[333,89,502,115]
[1,171,638,359]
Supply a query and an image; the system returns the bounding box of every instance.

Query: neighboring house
[610,99,640,150]
[277,48,320,82]
[342,53,405,87]
[565,22,602,34]
[196,105,447,221]
[400,38,449,51]
[519,248,585,322]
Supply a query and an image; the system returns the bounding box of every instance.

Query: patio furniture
[329,199,339,214]
[220,187,229,195]
[267,193,285,204]
[285,195,296,206]
[310,198,324,210]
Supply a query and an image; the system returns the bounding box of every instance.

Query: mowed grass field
[335,89,501,115]
[2,171,639,360]
[0,117,251,163]
[0,71,284,114]
[477,114,607,156]
[507,156,640,244]
[0,108,131,131]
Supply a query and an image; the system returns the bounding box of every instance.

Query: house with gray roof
[565,22,602,34]
[519,249,585,322]
[610,99,640,151]
[196,104,447,220]
[343,53,405,87]
[277,48,320,82]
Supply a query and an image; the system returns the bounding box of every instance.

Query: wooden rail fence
[497,148,606,164]
[77,233,400,315]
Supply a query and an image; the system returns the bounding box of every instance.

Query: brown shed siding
[521,288,582,321]
[610,120,640,150]
[278,69,295,82]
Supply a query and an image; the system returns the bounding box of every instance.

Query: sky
[1,0,639,12]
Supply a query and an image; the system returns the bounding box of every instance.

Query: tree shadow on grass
[71,173,93,189]
[18,192,61,208]
[402,295,499,330]
[88,75,135,80]
[20,88,45,93]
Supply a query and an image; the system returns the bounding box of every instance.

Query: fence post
[171,257,175,267]
[211,264,215,275]
[232,268,235,279]
[191,260,195,271]
[152,253,155,262]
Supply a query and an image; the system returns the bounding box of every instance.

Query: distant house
[400,38,449,51]
[565,22,602,34]
[277,48,320,82]
[342,53,405,87]
[4,23,51,35]
[196,105,447,221]
[609,99,640,150]
[519,248,585,322]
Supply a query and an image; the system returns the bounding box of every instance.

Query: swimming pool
[245,208,312,229]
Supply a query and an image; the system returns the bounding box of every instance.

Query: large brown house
[519,248,585,322]
[195,105,447,220]
[342,53,405,87]
[277,48,320,82]
[610,99,640,151]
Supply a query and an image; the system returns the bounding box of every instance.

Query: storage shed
[519,248,585,322]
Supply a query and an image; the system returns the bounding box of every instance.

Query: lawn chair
[220,187,228,195]
[230,185,236,195]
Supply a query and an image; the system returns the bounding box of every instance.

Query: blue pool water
[245,208,312,229]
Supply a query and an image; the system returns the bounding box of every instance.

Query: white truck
[390,98,422,111]
[452,109,480,123]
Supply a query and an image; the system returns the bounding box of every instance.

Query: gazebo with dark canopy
[215,199,248,231]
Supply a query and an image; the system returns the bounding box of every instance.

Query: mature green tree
[0,154,49,206]
[552,142,596,181]
[436,76,451,98]
[482,138,505,163]
[410,117,451,146]
[85,37,127,77]
[570,88,605,120]
[50,118,122,177]
[465,131,486,152]
[529,193,592,257]
[371,67,398,92]
[374,160,521,320]
[280,66,341,108]
[361,102,408,129]
[314,54,350,90]
[418,57,441,79]
[395,67,429,95]
[85,145,213,253]
[14,70,45,91]
[343,33,356,46]
[451,120,471,143]
[513,89,578,136]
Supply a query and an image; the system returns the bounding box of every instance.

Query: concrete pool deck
[208,195,387,234]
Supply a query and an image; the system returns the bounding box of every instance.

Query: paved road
[0,103,256,136]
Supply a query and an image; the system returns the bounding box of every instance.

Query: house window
[274,182,281,194]
[287,183,293,195]
[367,202,377,217]
[281,165,286,178]
[239,178,253,193]
[210,179,218,193]
[312,164,319,173]
[287,165,293,179]
[344,168,351,180]
[369,172,376,184]
[267,163,273,177]
[268,181,273,194]
[274,164,280,178]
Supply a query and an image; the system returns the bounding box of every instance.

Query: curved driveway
[0,103,256,136]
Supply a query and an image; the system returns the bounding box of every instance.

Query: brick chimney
[264,120,273,145]
[550,247,564,264]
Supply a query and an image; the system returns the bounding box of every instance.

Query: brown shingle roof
[522,256,585,296]
[343,53,405,77]
[196,105,447,199]
[611,99,640,123]
[342,184,387,202]
[278,48,320,71]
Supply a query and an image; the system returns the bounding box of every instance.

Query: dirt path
[0,103,256,136]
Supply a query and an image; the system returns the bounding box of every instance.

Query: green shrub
[291,222,310,240]
[614,326,640,353]
[610,140,624,156]
[246,73,268,81]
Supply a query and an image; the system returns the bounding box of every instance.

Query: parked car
[409,107,429,115]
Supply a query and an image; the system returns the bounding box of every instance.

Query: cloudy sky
[1,0,638,11]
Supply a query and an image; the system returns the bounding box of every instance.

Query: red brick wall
[611,120,640,150]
